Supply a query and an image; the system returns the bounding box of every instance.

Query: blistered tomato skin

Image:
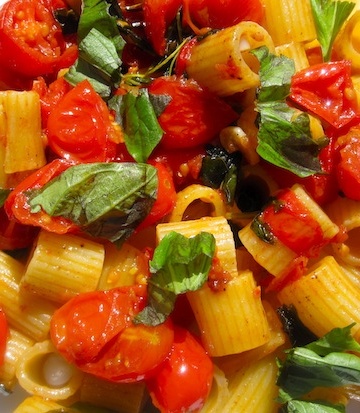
[146,326,213,413]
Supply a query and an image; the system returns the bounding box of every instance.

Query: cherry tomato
[336,127,360,201]
[5,159,78,234]
[0,308,8,366]
[0,0,78,79]
[143,0,182,56]
[261,188,328,257]
[148,76,238,149]
[46,80,120,163]
[290,60,359,128]
[0,206,39,251]
[51,285,174,383]
[182,0,264,30]
[146,326,213,413]
[136,161,177,231]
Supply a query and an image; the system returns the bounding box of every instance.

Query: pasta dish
[1,0,360,412]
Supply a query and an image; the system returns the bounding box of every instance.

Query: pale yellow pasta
[21,230,105,304]
[0,90,46,174]
[221,353,280,413]
[157,216,238,277]
[277,256,360,341]
[16,340,84,400]
[79,373,148,413]
[325,196,360,267]
[275,42,310,71]
[186,21,274,96]
[187,271,270,357]
[200,366,230,413]
[261,0,317,46]
[238,222,298,277]
[0,328,34,392]
[13,396,64,413]
[216,300,287,377]
[98,242,148,290]
[333,11,360,73]
[0,251,57,341]
[168,184,227,223]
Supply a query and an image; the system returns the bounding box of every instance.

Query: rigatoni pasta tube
[0,251,57,342]
[277,256,360,341]
[13,396,64,413]
[16,340,84,400]
[0,90,46,174]
[261,0,316,46]
[187,271,270,357]
[186,21,274,96]
[21,230,105,304]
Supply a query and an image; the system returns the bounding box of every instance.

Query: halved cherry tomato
[0,307,8,366]
[0,0,78,79]
[4,158,78,234]
[136,161,177,231]
[143,0,182,56]
[0,206,39,251]
[148,76,238,149]
[290,60,359,128]
[182,0,264,30]
[46,80,120,163]
[51,285,175,383]
[336,127,360,201]
[146,326,213,413]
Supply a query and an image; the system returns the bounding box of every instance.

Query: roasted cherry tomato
[0,206,39,251]
[290,60,359,128]
[51,285,174,383]
[182,0,264,30]
[0,308,8,366]
[46,80,120,163]
[336,127,360,201]
[136,161,177,231]
[5,159,77,234]
[148,76,238,149]
[0,0,78,78]
[143,0,182,56]
[146,326,213,413]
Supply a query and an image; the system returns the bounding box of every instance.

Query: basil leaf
[0,188,11,208]
[135,231,216,326]
[310,0,355,61]
[277,325,360,403]
[28,163,157,245]
[120,89,164,163]
[280,400,346,413]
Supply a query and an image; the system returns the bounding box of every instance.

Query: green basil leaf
[280,400,346,413]
[120,89,164,163]
[277,325,360,403]
[135,231,216,326]
[310,0,355,61]
[28,162,157,245]
[0,188,11,208]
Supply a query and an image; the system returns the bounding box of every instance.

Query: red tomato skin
[261,188,327,257]
[0,0,78,78]
[290,60,359,128]
[336,128,360,201]
[183,0,264,30]
[5,159,78,234]
[148,76,238,149]
[146,326,213,413]
[0,308,8,366]
[46,80,119,163]
[136,161,177,231]
[143,0,182,56]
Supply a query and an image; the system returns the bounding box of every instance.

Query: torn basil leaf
[277,324,360,403]
[0,188,11,208]
[280,400,346,413]
[135,231,216,326]
[119,89,164,163]
[28,162,158,245]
